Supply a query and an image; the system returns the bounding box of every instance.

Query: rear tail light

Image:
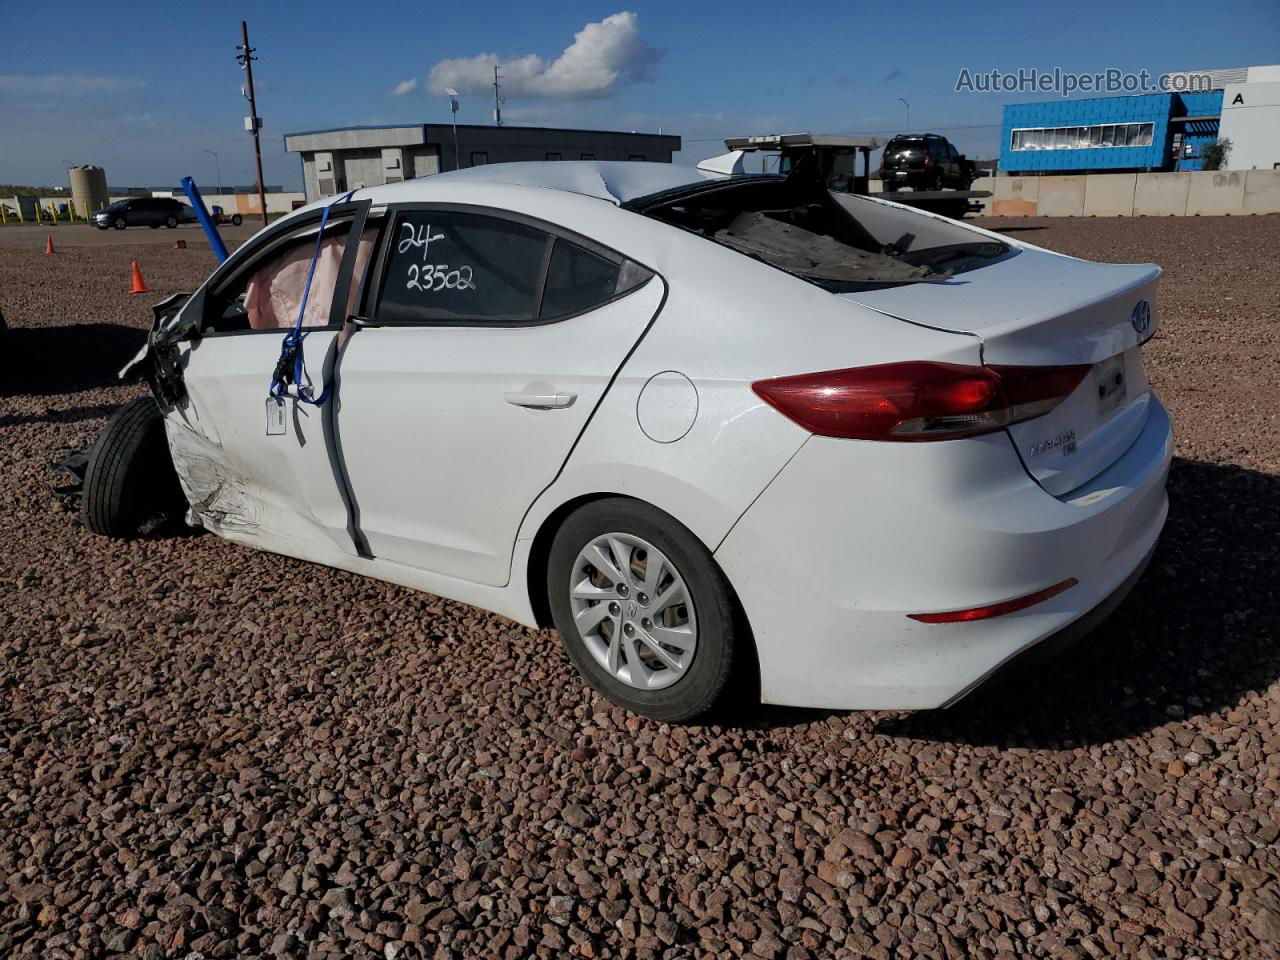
[752,361,1091,442]
[923,154,932,167]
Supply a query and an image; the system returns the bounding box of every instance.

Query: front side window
[205,218,377,333]
[376,211,549,324]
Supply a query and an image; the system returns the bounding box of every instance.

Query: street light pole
[898,97,911,133]
[237,20,269,226]
[203,149,223,202]
[445,88,461,171]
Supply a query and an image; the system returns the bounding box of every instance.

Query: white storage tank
[69,164,109,216]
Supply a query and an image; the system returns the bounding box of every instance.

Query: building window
[1010,122,1154,151]
[546,152,562,161]
[470,152,489,166]
[580,153,596,161]
[628,154,645,161]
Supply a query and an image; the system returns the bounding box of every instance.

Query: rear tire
[165,216,177,228]
[83,396,187,538]
[231,214,243,226]
[114,218,126,230]
[547,498,742,722]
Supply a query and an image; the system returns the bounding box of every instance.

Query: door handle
[504,391,577,409]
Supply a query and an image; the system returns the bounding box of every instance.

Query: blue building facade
[1000,91,1223,174]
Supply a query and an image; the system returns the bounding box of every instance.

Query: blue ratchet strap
[268,190,356,404]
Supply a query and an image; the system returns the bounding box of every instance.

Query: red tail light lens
[907,577,1078,623]
[752,361,1091,442]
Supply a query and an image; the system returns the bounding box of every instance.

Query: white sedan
[86,160,1172,721]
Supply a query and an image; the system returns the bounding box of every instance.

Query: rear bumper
[715,395,1173,710]
[938,541,1155,708]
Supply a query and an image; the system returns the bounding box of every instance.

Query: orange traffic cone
[45,235,54,255]
[128,260,149,294]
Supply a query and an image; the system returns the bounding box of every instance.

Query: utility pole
[493,65,503,126]
[237,20,269,226]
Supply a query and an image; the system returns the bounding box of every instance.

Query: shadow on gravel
[879,457,1280,748]
[986,225,1049,233]
[1,323,145,398]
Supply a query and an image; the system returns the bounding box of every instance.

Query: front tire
[83,396,187,538]
[165,216,177,228]
[114,218,126,230]
[547,498,741,722]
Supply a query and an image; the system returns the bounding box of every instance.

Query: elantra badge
[1029,430,1077,458]
[1131,299,1151,335]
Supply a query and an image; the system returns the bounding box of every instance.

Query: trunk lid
[841,247,1160,496]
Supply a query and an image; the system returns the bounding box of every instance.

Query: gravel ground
[2,215,1279,959]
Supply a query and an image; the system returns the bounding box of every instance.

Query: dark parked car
[92,197,198,230]
[879,134,976,192]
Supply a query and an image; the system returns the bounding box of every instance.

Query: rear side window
[540,240,620,318]
[377,211,549,324]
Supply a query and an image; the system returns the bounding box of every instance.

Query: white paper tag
[266,397,286,436]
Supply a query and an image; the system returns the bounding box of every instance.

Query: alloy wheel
[569,533,697,690]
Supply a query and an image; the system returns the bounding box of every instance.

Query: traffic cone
[45,235,54,255]
[128,260,149,294]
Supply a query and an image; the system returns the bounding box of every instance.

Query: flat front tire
[548,498,742,722]
[82,396,187,538]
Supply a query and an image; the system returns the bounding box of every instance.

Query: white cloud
[427,12,660,101]
[392,78,419,96]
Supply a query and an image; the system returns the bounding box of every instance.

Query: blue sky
[2,0,1277,189]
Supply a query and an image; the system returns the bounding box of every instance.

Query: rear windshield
[886,138,925,151]
[639,178,933,290]
[636,174,1007,291]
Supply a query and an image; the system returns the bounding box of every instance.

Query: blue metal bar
[180,176,229,263]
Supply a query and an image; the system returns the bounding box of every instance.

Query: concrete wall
[1037,175,1087,216]
[1083,173,1137,216]
[984,169,1280,216]
[1133,174,1190,216]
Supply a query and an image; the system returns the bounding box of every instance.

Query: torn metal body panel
[164,418,259,535]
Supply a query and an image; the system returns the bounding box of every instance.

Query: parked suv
[92,197,198,230]
[879,134,975,192]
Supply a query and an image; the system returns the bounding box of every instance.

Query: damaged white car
[84,159,1171,721]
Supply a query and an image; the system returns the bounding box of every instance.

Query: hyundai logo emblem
[1131,299,1151,335]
